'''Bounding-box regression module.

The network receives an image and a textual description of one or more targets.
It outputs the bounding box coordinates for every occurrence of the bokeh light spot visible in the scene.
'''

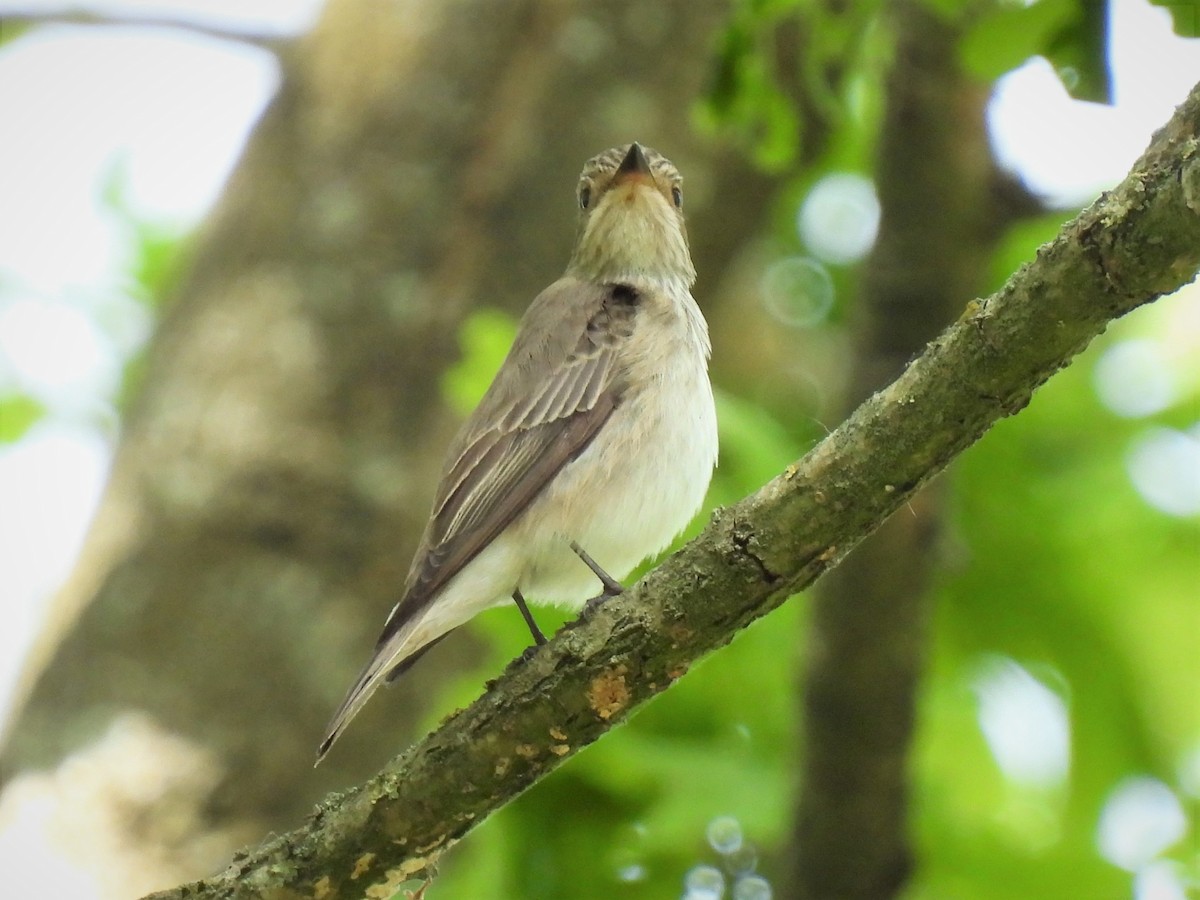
[797,173,879,265]
[1097,776,1187,871]
[1133,860,1189,900]
[972,657,1070,789]
[760,257,834,328]
[706,816,743,856]
[1093,339,1173,418]
[683,863,726,900]
[1126,426,1200,517]
[732,874,772,900]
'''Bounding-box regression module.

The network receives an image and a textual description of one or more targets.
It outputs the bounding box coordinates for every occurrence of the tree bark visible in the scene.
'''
[143,76,1200,899]
[0,0,777,889]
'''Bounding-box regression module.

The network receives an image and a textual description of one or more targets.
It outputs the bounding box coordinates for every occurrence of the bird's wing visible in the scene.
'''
[392,278,639,632]
[317,278,639,760]
[391,278,638,628]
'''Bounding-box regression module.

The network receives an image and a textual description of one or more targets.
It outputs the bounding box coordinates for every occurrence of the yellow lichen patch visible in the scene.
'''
[958,297,985,321]
[394,856,433,878]
[587,664,630,720]
[494,756,512,777]
[365,865,410,899]
[351,852,376,879]
[549,725,567,741]
[550,743,570,756]
[415,834,447,854]
[313,875,332,899]
[515,743,539,759]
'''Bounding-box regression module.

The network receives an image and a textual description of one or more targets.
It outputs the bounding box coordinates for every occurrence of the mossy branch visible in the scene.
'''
[145,80,1200,900]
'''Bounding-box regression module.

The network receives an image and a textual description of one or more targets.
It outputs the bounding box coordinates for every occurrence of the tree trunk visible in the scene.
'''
[790,2,1038,896]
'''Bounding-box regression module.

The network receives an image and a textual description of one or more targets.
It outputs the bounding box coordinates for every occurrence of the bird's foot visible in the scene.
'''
[518,642,543,665]
[569,540,625,596]
[583,583,623,614]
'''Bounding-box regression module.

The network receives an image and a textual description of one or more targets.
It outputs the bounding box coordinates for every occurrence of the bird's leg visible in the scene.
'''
[569,540,625,611]
[512,589,547,646]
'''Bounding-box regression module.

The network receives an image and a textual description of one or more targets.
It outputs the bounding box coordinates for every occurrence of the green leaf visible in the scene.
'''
[960,0,1112,103]
[98,154,187,306]
[442,308,518,416]
[1149,0,1200,37]
[711,388,804,504]
[0,19,34,49]
[128,223,188,306]
[916,0,977,20]
[961,0,1076,81]
[698,17,800,171]
[1043,0,1111,103]
[0,393,45,442]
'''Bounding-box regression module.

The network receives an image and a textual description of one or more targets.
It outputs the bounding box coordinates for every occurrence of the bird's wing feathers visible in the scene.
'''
[398,406,614,617]
[317,279,640,761]
[386,279,638,635]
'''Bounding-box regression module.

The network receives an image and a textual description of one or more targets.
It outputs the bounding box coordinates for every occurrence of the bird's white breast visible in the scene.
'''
[514,289,718,608]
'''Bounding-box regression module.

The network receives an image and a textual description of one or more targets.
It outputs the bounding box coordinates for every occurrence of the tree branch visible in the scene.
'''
[0,8,294,50]
[145,80,1200,899]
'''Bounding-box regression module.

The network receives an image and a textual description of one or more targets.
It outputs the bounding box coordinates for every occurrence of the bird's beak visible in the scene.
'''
[613,142,652,185]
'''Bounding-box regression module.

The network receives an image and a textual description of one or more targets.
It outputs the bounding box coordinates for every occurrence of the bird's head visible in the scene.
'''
[567,142,696,290]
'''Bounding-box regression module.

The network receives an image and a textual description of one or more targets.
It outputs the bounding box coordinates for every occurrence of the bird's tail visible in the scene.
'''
[315,621,425,765]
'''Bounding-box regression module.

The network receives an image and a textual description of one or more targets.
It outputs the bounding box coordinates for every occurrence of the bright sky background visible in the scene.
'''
[0,2,1197,894]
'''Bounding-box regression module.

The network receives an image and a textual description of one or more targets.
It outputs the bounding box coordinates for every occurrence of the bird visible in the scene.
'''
[317,142,718,762]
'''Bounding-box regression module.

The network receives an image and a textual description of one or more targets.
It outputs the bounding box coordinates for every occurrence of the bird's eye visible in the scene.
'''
[671,186,683,208]
[579,185,591,210]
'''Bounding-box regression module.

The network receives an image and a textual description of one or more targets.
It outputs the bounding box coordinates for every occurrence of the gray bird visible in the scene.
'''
[317,143,718,761]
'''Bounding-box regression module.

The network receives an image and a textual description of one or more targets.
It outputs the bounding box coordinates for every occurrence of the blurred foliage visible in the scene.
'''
[701,0,1114,181]
[916,292,1200,898]
[0,393,45,442]
[442,308,519,416]
[701,6,801,172]
[698,0,881,170]
[97,157,189,411]
[99,157,190,308]
[1150,0,1200,38]
[0,19,33,48]
[960,0,1112,103]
